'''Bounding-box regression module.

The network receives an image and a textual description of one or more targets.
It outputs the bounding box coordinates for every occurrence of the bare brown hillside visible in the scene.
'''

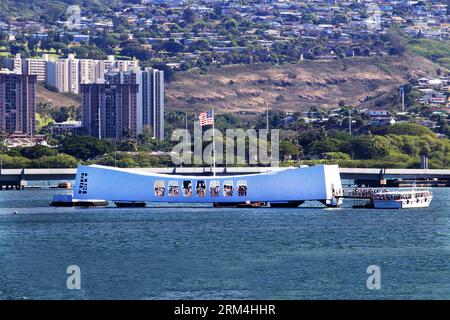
[36,84,80,108]
[166,52,441,113]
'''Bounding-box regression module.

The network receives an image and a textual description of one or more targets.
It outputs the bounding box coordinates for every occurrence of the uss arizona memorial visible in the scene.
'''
[70,164,343,207]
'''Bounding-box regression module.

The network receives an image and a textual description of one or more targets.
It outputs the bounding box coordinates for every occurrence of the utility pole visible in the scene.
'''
[98,106,102,140]
[400,86,405,112]
[183,111,188,168]
[348,107,352,135]
[0,142,3,173]
[212,108,216,177]
[185,111,188,140]
[266,108,269,131]
[114,139,117,167]
[1,132,7,173]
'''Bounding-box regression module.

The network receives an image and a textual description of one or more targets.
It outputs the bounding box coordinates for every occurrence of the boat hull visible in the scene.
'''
[51,194,109,207]
[114,201,147,208]
[373,197,432,209]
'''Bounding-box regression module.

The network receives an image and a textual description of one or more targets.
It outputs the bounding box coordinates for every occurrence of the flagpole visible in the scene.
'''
[184,111,188,168]
[212,108,216,177]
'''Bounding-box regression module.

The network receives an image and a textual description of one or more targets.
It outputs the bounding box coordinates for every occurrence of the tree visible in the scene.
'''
[27,38,39,52]
[301,13,318,24]
[49,42,67,53]
[59,136,111,161]
[362,48,371,56]
[223,18,238,30]
[332,14,348,25]
[138,125,153,145]
[182,8,196,23]
[419,146,431,157]
[190,39,210,51]
[280,140,300,161]
[52,107,70,123]
[31,154,79,168]
[343,136,389,160]
[120,45,152,60]
[384,31,406,56]
[162,38,184,53]
[20,145,57,159]
[9,42,26,55]
[387,123,435,136]
[118,140,139,152]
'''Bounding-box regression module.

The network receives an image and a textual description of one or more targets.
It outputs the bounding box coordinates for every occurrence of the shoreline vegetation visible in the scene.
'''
[1,122,449,170]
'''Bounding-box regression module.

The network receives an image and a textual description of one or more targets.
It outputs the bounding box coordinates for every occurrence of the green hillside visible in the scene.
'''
[408,38,450,70]
[0,0,121,19]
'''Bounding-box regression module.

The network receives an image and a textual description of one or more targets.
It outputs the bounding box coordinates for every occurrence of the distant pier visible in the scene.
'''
[0,167,450,189]
[339,168,450,187]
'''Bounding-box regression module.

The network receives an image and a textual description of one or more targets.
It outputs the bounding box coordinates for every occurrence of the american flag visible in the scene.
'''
[198,110,214,126]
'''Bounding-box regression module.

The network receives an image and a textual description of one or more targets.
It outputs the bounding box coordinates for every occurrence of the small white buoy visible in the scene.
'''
[13,211,18,215]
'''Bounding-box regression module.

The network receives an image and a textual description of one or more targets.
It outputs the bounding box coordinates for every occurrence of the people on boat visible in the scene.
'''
[344,188,389,198]
[371,190,432,201]
[238,185,247,196]
[196,181,206,197]
[210,185,220,197]
[169,185,179,197]
[155,186,165,197]
[223,185,233,197]
[183,181,192,196]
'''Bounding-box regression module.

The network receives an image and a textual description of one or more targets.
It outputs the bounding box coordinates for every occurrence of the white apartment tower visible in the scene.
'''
[5,54,23,75]
[45,54,139,94]
[79,59,97,84]
[6,54,50,82]
[47,54,80,94]
[136,68,165,140]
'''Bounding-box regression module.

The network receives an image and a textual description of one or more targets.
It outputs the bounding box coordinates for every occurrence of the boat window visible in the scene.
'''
[210,180,220,197]
[168,181,179,197]
[183,180,192,197]
[196,181,206,197]
[237,180,247,197]
[223,180,234,197]
[154,181,165,197]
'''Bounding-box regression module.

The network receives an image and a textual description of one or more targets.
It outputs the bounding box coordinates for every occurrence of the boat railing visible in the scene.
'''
[372,190,433,201]
[342,188,389,199]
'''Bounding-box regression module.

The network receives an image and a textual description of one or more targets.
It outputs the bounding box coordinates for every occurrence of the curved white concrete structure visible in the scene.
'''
[73,164,342,206]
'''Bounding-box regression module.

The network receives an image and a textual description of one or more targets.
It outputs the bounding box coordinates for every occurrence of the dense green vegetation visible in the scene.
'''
[0,0,126,20]
[1,118,448,169]
[408,38,450,70]
[0,137,173,169]
[297,128,450,169]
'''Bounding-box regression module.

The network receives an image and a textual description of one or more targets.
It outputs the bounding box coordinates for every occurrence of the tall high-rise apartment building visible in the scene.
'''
[5,54,139,93]
[46,55,139,94]
[79,59,97,84]
[136,68,165,140]
[80,77,139,140]
[0,71,37,136]
[48,54,80,94]
[81,68,165,140]
[5,54,23,74]
[5,54,50,82]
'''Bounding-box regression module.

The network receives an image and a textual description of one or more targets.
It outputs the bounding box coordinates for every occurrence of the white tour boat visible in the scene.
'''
[372,189,433,209]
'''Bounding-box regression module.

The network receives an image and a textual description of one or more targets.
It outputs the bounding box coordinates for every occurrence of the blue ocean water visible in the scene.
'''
[0,188,449,300]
